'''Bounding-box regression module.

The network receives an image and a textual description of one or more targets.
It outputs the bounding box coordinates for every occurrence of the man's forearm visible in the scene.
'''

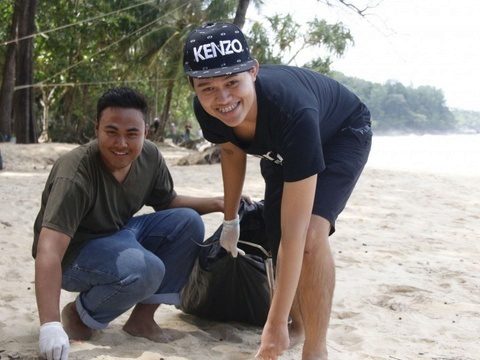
[35,228,71,324]
[35,255,64,324]
[168,194,224,215]
[220,144,246,220]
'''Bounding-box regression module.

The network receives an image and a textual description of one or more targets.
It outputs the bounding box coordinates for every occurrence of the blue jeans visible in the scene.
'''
[61,208,203,329]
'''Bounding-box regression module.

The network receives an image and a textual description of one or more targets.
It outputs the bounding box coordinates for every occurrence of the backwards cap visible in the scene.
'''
[183,22,256,78]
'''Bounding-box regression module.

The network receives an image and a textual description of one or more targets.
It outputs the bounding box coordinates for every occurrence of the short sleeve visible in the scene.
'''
[41,177,92,238]
[281,108,325,182]
[146,150,177,210]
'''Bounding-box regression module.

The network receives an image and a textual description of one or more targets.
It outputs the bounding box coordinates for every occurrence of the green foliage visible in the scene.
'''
[451,109,480,133]
[0,0,361,143]
[248,21,283,64]
[303,20,352,74]
[0,0,14,82]
[204,0,237,20]
[247,14,353,70]
[4,0,474,142]
[332,72,457,133]
[307,19,353,55]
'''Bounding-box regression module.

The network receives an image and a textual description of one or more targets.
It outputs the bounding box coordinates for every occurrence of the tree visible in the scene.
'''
[332,72,456,133]
[0,1,18,141]
[247,14,353,74]
[234,0,251,28]
[3,0,383,143]
[13,0,38,143]
[34,0,153,143]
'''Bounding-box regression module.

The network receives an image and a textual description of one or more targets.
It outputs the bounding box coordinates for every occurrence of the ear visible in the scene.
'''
[249,60,260,80]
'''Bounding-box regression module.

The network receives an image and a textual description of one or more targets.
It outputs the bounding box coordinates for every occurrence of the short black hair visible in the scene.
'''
[96,87,148,122]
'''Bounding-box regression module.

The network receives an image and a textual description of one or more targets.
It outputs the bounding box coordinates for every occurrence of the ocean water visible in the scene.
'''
[366,134,480,177]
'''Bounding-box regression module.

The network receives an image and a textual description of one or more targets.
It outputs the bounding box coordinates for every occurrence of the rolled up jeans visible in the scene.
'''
[61,208,203,329]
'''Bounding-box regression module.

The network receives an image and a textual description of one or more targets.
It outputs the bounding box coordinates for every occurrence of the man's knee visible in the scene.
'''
[119,250,165,297]
[304,216,332,257]
[173,208,205,240]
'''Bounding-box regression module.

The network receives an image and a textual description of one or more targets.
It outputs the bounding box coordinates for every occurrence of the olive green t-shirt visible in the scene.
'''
[32,140,176,268]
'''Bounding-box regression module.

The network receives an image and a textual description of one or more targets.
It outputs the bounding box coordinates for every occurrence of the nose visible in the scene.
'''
[115,135,128,147]
[216,88,231,103]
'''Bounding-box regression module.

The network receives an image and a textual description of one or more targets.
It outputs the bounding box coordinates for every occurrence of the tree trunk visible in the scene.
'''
[233,0,250,28]
[157,79,175,140]
[0,2,20,141]
[38,87,56,143]
[14,0,38,144]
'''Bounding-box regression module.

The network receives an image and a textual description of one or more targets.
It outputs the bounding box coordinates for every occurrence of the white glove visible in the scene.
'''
[220,216,245,258]
[39,321,69,360]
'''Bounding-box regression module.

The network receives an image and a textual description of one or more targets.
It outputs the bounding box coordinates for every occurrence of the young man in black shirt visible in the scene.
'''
[183,22,372,360]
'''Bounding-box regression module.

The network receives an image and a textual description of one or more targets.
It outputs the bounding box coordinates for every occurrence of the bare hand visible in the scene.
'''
[211,194,252,213]
[240,194,253,205]
[255,321,289,360]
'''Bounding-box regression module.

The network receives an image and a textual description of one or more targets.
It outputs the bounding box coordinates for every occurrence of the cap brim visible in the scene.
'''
[185,59,257,78]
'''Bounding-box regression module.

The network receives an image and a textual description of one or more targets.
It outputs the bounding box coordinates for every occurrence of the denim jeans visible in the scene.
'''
[61,208,203,329]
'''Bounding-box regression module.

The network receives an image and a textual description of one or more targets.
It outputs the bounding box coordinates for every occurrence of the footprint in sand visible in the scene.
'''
[329,324,364,350]
[383,284,429,294]
[370,294,405,311]
[208,324,244,344]
[333,311,361,320]
[211,345,253,359]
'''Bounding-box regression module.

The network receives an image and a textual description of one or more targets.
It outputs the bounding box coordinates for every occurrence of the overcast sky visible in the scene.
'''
[248,0,480,111]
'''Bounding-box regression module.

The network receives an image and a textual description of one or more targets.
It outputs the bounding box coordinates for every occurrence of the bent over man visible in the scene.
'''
[183,23,372,360]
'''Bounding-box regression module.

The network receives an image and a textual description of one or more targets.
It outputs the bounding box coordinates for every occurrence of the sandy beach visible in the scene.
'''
[0,135,479,360]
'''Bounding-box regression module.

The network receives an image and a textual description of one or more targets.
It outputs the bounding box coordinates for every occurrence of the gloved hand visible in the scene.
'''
[39,321,69,360]
[220,216,245,258]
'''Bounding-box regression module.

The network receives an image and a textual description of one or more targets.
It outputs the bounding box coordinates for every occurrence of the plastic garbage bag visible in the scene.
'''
[180,200,273,326]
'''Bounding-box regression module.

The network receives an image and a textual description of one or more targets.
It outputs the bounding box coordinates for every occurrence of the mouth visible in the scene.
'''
[217,102,240,114]
[112,150,128,156]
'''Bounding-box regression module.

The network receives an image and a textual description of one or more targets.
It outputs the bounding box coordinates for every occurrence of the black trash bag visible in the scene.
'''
[180,200,272,326]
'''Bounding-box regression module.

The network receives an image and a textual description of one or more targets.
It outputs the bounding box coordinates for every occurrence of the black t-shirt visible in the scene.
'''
[194,65,364,182]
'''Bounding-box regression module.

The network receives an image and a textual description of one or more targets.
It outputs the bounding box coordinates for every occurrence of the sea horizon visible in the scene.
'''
[366,133,480,177]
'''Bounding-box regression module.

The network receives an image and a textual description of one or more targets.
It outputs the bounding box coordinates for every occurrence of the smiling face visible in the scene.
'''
[192,63,259,128]
[96,107,147,179]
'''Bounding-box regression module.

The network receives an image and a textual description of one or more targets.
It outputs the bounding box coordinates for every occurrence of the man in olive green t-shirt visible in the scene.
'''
[33,87,224,360]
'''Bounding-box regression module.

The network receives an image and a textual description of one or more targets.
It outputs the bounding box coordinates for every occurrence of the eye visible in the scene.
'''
[226,79,238,87]
[202,87,214,93]
[127,133,139,139]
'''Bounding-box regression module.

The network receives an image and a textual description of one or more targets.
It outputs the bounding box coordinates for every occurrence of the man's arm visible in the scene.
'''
[257,174,317,358]
[167,194,224,215]
[166,142,247,217]
[219,142,247,220]
[35,227,70,324]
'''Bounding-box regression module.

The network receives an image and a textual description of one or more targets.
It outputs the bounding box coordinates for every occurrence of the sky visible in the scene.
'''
[247,0,480,112]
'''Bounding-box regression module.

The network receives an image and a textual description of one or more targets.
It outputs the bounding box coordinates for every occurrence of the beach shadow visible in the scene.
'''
[66,312,261,360]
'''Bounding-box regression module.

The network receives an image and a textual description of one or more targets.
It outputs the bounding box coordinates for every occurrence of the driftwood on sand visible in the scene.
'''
[177,144,221,165]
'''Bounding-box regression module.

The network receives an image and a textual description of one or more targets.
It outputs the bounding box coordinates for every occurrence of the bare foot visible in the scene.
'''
[301,340,328,360]
[302,348,328,360]
[61,302,93,340]
[123,317,185,343]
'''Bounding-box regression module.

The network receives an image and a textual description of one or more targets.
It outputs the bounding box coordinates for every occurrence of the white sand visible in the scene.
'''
[0,135,479,359]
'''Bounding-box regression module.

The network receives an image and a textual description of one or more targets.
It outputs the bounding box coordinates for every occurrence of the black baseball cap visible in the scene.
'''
[183,22,256,78]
